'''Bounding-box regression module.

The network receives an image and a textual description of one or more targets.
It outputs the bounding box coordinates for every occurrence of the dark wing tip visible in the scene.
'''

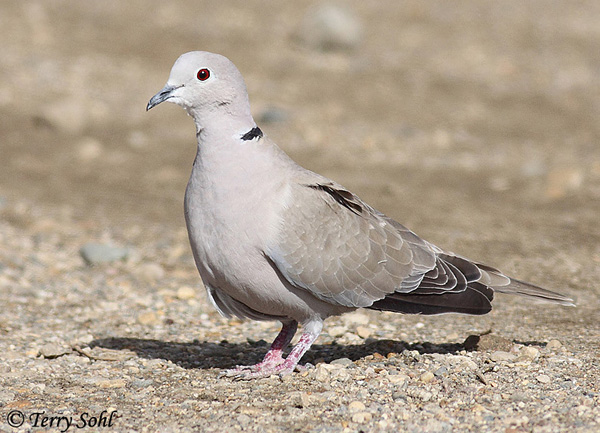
[368,283,494,316]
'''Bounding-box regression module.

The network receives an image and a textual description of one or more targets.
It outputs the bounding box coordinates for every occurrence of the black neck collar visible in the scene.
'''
[241,126,263,141]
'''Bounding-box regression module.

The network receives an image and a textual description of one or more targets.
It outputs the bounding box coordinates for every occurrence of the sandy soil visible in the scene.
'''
[0,1,599,432]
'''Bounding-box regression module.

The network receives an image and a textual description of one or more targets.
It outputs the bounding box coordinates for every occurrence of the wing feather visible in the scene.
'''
[266,182,437,308]
[265,179,574,313]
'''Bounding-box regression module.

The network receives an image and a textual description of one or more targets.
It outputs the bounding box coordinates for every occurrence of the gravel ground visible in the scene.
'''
[1,1,600,432]
[0,199,598,432]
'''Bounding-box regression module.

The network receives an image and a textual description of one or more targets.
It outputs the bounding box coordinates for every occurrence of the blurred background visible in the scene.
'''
[1,0,599,294]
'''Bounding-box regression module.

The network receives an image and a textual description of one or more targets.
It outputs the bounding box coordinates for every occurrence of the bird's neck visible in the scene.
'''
[190,114,294,188]
[190,110,268,175]
[191,107,257,143]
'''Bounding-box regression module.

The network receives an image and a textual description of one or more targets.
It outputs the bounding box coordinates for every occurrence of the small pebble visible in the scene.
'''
[356,326,372,339]
[546,339,562,351]
[536,374,551,384]
[517,346,540,362]
[314,364,330,382]
[39,343,70,359]
[98,379,127,389]
[464,333,513,352]
[388,373,408,385]
[407,387,433,402]
[420,371,435,383]
[132,379,154,388]
[137,311,159,325]
[448,355,478,370]
[25,348,39,358]
[80,243,129,265]
[348,401,366,412]
[490,351,517,362]
[351,412,372,424]
[328,326,346,337]
[434,366,448,377]
[330,357,354,367]
[177,286,196,300]
[293,392,312,407]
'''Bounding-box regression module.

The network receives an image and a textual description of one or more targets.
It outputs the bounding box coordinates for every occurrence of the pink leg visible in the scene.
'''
[222,321,297,377]
[272,328,320,374]
[258,320,298,367]
[223,319,323,379]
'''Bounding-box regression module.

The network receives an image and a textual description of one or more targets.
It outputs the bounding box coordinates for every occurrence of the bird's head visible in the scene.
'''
[147,51,252,125]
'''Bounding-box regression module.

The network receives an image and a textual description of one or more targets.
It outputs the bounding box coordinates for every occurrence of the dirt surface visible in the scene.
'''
[1,1,599,432]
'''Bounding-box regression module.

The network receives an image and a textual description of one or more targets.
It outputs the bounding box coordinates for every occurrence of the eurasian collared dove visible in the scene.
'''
[147,51,574,379]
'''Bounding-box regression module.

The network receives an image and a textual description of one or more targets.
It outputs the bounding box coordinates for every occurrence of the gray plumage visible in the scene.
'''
[147,51,574,378]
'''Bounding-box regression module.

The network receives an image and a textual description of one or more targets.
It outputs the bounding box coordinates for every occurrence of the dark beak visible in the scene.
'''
[146,84,181,111]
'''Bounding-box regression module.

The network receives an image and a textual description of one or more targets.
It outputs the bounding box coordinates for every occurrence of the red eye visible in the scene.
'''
[197,68,210,81]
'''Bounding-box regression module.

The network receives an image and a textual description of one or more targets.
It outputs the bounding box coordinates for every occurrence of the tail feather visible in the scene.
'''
[494,277,575,306]
[474,262,511,286]
[368,250,575,315]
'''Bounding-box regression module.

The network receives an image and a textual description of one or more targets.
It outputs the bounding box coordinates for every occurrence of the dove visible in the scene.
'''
[147,51,574,379]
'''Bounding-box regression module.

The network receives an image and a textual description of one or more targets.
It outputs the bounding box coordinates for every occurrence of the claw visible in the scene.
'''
[220,361,299,380]
[219,365,253,378]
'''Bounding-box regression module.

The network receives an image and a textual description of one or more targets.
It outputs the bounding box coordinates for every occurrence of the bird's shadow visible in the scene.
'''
[89,336,466,370]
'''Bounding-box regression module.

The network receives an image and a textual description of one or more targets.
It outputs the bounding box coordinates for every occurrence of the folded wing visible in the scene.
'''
[266,181,573,316]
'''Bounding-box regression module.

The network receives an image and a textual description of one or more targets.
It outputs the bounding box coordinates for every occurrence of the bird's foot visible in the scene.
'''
[221,359,301,380]
[219,353,285,378]
[220,323,320,380]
